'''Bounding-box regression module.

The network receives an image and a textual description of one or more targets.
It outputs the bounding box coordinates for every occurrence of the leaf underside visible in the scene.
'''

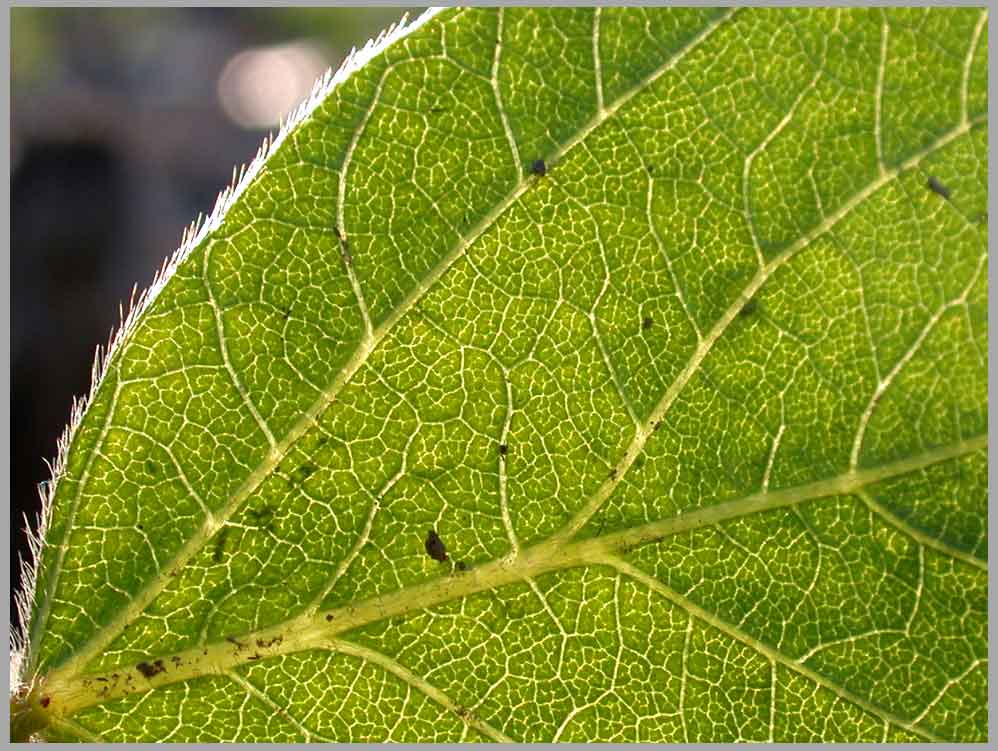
[16,7,987,743]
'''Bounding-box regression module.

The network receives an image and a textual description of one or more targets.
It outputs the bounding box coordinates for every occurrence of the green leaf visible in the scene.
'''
[12,7,987,742]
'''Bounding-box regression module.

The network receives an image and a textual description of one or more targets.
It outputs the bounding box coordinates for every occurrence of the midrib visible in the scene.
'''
[30,9,986,738]
[39,433,986,720]
[39,7,739,684]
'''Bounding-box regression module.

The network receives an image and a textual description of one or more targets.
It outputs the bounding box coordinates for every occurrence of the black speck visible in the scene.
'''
[326,614,334,622]
[40,696,50,708]
[646,165,655,175]
[226,636,247,650]
[653,421,662,432]
[145,459,158,475]
[530,158,547,176]
[608,468,617,480]
[247,653,262,661]
[739,299,757,317]
[212,527,230,563]
[136,660,165,679]
[456,561,468,572]
[332,225,342,240]
[498,443,508,456]
[642,316,653,330]
[425,529,448,562]
[430,106,446,114]
[927,176,951,200]
[248,506,274,528]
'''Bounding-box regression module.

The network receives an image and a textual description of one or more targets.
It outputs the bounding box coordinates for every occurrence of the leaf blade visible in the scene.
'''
[16,7,987,742]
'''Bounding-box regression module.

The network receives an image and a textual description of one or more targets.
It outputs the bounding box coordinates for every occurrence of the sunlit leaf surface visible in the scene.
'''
[14,7,987,742]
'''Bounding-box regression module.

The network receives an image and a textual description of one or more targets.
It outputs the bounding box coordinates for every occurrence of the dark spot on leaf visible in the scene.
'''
[456,560,468,572]
[137,524,143,530]
[425,529,448,562]
[653,421,662,432]
[170,656,182,665]
[332,225,342,240]
[642,316,653,330]
[927,176,951,200]
[40,696,50,708]
[95,676,107,682]
[608,468,617,480]
[530,158,547,176]
[293,465,315,484]
[247,653,262,661]
[326,614,334,622]
[226,636,247,650]
[247,506,275,531]
[257,636,283,648]
[136,660,165,679]
[739,299,757,317]
[498,443,508,456]
[430,106,446,114]
[212,527,230,563]
[646,164,654,175]
[145,459,158,475]
[634,456,646,470]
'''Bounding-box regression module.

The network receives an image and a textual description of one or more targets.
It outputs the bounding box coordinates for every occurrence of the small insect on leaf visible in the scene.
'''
[212,527,230,563]
[642,316,653,330]
[927,176,951,200]
[530,158,547,176]
[498,443,508,456]
[425,529,448,562]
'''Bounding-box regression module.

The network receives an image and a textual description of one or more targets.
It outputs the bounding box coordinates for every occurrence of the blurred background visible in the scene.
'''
[11,7,424,630]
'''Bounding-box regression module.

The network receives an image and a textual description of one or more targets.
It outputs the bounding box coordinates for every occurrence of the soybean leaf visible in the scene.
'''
[11,7,988,743]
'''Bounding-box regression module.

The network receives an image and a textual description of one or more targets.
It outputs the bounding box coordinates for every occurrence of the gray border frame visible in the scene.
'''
[4,2,993,748]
